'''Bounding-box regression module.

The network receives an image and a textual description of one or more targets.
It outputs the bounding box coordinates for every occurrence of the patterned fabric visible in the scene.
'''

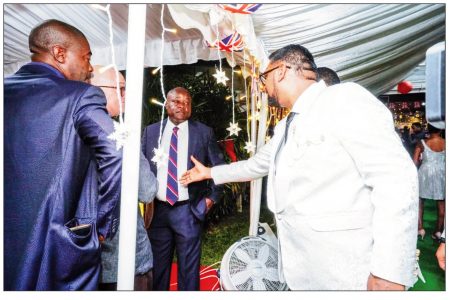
[205,31,244,53]
[218,4,262,14]
[166,127,179,205]
[418,139,445,200]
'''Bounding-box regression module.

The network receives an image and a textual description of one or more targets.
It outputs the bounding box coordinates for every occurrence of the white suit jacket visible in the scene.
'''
[212,81,419,290]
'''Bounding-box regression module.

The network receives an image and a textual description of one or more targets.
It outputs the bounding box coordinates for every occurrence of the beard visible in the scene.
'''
[268,95,281,107]
[267,79,282,107]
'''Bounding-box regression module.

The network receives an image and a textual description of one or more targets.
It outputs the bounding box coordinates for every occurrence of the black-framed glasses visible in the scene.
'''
[259,65,291,86]
[97,85,126,96]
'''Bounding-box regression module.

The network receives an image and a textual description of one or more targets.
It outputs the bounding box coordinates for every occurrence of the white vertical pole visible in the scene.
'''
[248,92,268,236]
[249,84,259,236]
[117,4,147,290]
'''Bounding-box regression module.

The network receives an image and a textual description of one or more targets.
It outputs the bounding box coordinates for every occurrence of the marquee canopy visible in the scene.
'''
[3,3,445,95]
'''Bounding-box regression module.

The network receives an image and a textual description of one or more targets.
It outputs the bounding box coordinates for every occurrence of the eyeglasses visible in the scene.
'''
[97,85,126,96]
[259,65,291,86]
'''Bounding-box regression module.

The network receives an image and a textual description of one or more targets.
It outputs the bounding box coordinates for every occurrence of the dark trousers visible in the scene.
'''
[98,269,153,291]
[149,200,202,291]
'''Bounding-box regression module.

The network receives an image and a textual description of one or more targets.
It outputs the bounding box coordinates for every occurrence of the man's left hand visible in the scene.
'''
[205,198,214,213]
[367,274,405,290]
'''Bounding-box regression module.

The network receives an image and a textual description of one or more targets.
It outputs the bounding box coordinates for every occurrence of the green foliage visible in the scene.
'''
[141,64,251,225]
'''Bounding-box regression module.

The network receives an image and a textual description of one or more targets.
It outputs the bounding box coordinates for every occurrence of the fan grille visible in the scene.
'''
[227,238,286,290]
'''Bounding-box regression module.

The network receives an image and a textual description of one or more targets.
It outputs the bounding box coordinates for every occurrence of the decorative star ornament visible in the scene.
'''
[107,121,129,150]
[244,141,256,154]
[151,147,168,168]
[213,68,229,86]
[227,122,242,136]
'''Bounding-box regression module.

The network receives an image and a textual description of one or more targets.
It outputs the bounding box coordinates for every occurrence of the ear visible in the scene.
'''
[276,64,289,82]
[50,45,66,64]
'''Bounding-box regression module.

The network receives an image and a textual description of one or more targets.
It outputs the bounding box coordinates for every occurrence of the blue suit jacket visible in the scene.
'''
[141,119,225,221]
[4,63,122,290]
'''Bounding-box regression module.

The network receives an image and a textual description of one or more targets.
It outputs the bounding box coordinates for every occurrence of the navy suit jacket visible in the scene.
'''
[4,63,122,290]
[142,119,225,221]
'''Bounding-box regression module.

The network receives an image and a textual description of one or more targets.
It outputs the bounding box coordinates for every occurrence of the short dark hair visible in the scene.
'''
[317,67,340,86]
[268,44,318,81]
[29,19,87,54]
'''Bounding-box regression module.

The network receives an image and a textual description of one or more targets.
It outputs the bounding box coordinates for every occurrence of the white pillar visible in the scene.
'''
[116,4,147,290]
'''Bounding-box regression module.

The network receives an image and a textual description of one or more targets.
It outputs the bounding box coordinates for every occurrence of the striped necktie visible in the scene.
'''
[166,126,179,205]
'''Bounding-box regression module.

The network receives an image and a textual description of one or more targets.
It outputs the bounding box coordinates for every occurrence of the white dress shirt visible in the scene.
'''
[211,80,418,289]
[156,119,189,202]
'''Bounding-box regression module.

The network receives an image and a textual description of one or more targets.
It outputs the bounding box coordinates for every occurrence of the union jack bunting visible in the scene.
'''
[218,4,262,14]
[206,31,244,52]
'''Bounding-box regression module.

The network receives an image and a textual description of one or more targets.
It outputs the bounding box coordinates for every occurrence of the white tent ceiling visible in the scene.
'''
[3,3,445,96]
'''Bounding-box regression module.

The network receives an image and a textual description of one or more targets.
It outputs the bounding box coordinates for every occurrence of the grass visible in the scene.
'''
[201,204,275,267]
[410,199,446,291]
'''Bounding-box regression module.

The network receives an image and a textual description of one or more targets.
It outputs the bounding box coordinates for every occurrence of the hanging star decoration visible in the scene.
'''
[244,141,256,154]
[107,121,129,150]
[227,122,242,136]
[151,147,168,168]
[213,68,229,86]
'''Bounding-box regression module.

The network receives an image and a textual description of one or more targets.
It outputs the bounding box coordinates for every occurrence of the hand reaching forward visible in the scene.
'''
[179,155,212,186]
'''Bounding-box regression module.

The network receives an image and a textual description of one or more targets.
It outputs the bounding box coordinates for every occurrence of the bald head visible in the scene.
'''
[28,19,93,82]
[29,19,86,56]
[89,65,126,117]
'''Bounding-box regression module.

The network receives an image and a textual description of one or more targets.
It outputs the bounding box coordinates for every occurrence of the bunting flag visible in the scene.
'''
[206,31,244,52]
[219,4,262,14]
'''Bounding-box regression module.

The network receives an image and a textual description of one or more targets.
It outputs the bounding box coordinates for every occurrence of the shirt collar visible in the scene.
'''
[290,80,327,114]
[167,118,188,131]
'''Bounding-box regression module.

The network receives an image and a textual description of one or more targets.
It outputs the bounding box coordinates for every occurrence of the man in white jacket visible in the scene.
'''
[180,44,419,290]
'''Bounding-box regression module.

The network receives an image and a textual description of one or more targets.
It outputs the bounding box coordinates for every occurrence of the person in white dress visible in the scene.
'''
[413,124,445,241]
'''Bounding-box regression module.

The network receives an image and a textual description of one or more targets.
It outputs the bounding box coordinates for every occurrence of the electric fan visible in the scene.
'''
[219,234,288,290]
[219,180,288,291]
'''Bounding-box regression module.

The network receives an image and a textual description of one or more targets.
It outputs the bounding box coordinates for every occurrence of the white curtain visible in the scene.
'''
[3,3,445,95]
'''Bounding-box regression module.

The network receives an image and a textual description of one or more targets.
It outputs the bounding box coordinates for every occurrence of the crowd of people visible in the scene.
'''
[4,19,445,291]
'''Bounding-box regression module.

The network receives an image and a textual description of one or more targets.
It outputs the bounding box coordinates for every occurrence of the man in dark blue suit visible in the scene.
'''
[141,87,225,290]
[4,19,122,290]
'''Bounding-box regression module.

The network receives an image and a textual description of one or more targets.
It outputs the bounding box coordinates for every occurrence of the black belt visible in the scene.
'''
[156,199,189,207]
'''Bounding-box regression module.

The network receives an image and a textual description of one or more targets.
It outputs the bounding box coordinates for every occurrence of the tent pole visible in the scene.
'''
[117,4,147,290]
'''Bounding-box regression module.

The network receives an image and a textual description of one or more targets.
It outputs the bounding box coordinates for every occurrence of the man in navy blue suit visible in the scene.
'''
[4,19,122,290]
[141,87,225,290]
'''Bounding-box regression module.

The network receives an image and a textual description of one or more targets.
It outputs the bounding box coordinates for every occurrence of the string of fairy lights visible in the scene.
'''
[93,3,276,159]
[92,4,128,151]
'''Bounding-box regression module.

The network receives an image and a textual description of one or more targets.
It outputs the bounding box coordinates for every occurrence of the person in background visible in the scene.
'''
[413,124,445,241]
[4,19,122,290]
[317,66,340,86]
[90,66,158,290]
[181,44,418,290]
[141,87,225,291]
[410,122,427,154]
[435,229,445,270]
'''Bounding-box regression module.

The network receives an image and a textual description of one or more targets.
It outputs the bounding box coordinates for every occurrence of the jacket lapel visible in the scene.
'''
[187,120,197,170]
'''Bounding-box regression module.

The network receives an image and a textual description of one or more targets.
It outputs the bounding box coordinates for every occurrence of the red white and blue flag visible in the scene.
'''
[206,31,244,52]
[219,4,262,14]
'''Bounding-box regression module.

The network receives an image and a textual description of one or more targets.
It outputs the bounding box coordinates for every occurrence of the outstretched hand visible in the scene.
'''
[179,155,212,186]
